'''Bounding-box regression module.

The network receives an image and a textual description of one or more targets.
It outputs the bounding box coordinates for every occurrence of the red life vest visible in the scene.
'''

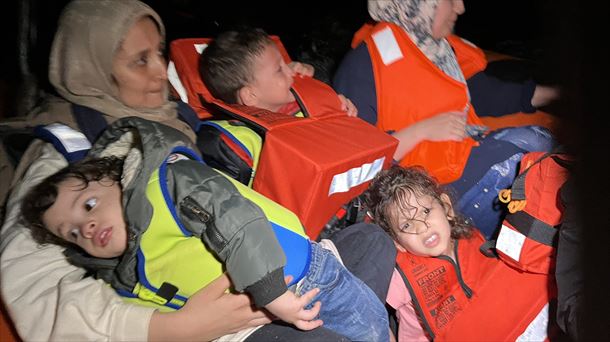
[168,38,398,239]
[396,230,555,341]
[361,22,483,183]
[495,152,571,274]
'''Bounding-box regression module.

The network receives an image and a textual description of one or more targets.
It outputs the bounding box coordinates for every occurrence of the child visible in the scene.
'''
[20,117,389,341]
[199,27,356,117]
[364,165,553,341]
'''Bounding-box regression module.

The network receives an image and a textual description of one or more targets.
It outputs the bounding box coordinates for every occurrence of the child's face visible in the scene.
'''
[390,193,454,258]
[246,42,296,112]
[42,177,128,258]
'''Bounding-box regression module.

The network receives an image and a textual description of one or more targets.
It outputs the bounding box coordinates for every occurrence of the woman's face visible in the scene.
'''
[431,0,465,39]
[112,17,167,109]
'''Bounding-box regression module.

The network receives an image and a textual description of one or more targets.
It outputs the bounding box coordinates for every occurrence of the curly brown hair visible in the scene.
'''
[20,156,124,247]
[363,165,472,240]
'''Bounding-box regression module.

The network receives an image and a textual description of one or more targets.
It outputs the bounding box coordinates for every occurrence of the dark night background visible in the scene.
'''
[1,0,609,339]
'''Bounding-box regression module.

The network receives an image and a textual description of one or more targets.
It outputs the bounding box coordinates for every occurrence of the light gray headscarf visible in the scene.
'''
[46,0,194,141]
[368,0,465,83]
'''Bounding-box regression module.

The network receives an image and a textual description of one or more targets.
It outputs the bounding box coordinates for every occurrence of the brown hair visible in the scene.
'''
[21,156,124,246]
[363,165,472,240]
[199,27,274,104]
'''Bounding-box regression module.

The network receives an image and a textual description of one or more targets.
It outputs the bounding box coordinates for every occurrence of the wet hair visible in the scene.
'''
[363,165,472,240]
[199,27,274,104]
[20,156,124,246]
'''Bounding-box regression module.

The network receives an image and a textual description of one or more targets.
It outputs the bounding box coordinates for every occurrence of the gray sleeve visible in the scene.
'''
[169,161,287,305]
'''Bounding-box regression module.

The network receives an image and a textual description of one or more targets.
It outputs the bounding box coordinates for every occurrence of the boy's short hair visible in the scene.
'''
[199,27,274,104]
[20,156,124,247]
[364,165,472,239]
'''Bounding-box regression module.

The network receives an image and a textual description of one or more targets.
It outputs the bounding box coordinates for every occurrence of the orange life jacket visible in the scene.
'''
[168,38,398,239]
[352,23,486,80]
[396,230,555,341]
[353,22,558,136]
[362,22,483,183]
[495,152,571,274]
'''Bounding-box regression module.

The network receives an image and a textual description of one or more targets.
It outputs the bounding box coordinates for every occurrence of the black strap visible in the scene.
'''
[71,103,108,143]
[176,100,201,132]
[479,239,499,258]
[505,210,558,247]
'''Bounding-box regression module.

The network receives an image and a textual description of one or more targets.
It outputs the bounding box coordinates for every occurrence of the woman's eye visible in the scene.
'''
[85,198,97,211]
[69,228,80,240]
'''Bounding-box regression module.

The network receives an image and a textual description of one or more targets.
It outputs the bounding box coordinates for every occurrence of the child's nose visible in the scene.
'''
[80,221,96,239]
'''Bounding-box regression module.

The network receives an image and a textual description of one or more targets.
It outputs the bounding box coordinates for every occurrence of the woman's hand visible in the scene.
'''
[149,273,272,341]
[392,111,467,161]
[417,111,468,142]
[338,94,358,117]
[288,61,315,77]
[531,85,560,108]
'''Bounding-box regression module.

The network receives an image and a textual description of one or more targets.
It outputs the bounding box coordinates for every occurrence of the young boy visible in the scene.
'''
[20,117,389,341]
[364,165,553,341]
[199,27,356,117]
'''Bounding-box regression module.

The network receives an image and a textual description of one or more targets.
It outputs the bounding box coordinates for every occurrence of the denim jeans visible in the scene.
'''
[296,242,389,342]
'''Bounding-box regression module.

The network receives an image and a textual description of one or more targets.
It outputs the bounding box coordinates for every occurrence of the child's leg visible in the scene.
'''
[297,242,390,342]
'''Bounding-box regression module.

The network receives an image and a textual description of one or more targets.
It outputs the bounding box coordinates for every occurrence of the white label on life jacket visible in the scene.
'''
[167,60,188,103]
[495,224,526,262]
[372,27,404,66]
[328,157,385,196]
[516,302,549,342]
[43,123,91,153]
[194,43,208,54]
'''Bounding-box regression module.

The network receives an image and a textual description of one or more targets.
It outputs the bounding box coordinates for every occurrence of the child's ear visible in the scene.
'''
[237,86,257,106]
[440,193,455,218]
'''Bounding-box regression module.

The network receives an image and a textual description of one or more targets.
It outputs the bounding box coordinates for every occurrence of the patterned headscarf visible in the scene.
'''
[368,0,465,83]
[47,0,194,140]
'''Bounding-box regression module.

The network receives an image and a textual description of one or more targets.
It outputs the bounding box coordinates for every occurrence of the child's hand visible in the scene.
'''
[265,288,323,331]
[288,61,315,77]
[338,94,358,117]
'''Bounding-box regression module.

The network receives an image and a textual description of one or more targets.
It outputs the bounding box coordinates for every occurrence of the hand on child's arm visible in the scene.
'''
[265,288,323,331]
[149,273,272,341]
[338,94,358,117]
[288,61,315,77]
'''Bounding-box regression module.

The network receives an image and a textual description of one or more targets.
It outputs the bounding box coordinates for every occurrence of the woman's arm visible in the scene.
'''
[1,142,155,341]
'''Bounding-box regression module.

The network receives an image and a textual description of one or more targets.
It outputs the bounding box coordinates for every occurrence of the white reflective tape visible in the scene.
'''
[328,157,385,196]
[372,27,404,66]
[495,224,526,262]
[516,303,549,342]
[44,123,91,153]
[167,61,188,103]
[194,43,208,54]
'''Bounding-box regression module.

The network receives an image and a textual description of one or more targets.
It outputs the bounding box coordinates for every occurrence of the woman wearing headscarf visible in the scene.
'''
[0,1,395,340]
[333,0,556,236]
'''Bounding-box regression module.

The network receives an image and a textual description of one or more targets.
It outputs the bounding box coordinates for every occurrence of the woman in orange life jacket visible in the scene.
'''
[333,0,557,238]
